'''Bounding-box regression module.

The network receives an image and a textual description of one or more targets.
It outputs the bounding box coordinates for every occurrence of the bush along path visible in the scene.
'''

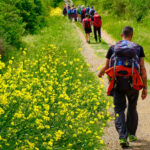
[68,1,150,150]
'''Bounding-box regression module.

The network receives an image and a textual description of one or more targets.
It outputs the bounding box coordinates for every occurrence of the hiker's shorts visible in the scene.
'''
[85,28,92,34]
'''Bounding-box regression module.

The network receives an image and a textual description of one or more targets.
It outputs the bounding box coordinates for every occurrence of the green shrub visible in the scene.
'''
[0,0,52,52]
[126,0,150,22]
[51,0,64,7]
[0,1,24,47]
[15,0,40,33]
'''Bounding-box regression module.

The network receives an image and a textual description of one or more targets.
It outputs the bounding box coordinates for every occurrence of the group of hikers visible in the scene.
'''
[63,5,102,43]
[63,3,147,149]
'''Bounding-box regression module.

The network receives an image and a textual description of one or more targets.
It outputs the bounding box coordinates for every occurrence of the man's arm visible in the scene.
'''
[98,59,110,77]
[139,57,147,100]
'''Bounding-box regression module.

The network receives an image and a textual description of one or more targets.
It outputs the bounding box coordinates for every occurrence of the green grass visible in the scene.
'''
[95,14,150,63]
[147,80,150,94]
[0,15,111,149]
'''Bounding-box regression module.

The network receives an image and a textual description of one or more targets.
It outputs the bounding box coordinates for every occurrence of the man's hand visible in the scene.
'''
[98,71,104,78]
[139,57,147,100]
[98,59,110,78]
[141,88,147,100]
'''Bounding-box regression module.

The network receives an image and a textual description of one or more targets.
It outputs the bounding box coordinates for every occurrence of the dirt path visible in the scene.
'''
[65,0,150,149]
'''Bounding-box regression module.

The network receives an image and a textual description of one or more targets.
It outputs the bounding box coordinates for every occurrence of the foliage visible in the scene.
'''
[50,0,64,7]
[0,15,111,149]
[0,1,24,47]
[15,0,44,33]
[75,0,150,22]
[0,0,54,55]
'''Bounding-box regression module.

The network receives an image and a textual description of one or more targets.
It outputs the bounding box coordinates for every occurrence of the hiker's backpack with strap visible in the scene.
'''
[77,8,81,14]
[63,8,67,14]
[108,40,141,91]
[84,19,91,28]
[109,40,140,69]
[74,9,77,14]
[94,15,102,27]
[68,9,72,14]
[90,9,95,16]
[86,7,90,14]
[81,9,86,17]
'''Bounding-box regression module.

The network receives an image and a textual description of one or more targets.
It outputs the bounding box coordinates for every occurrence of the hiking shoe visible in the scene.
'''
[120,138,129,148]
[99,38,101,43]
[129,135,137,142]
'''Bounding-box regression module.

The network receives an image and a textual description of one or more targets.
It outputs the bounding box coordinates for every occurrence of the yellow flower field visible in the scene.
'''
[0,14,112,149]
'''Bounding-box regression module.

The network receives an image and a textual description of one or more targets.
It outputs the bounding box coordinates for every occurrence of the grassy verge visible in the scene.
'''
[0,12,111,149]
[147,80,150,94]
[101,15,150,62]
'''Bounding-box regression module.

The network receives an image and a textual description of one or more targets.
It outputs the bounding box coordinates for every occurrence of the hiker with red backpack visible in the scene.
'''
[83,14,92,43]
[98,26,147,148]
[93,12,102,43]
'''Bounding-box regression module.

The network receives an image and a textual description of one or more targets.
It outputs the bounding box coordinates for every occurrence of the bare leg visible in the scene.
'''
[88,33,90,43]
[85,34,88,42]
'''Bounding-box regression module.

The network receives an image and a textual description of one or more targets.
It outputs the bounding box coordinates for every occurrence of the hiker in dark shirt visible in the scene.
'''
[98,26,147,148]
[63,5,67,16]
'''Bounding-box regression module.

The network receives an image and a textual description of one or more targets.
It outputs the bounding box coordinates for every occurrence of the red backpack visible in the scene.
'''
[81,9,86,18]
[94,15,102,27]
[83,19,91,28]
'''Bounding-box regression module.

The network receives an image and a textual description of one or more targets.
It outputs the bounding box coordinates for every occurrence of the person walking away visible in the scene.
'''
[89,6,95,22]
[98,26,147,148]
[63,5,67,16]
[73,7,78,22]
[81,6,86,22]
[68,6,72,22]
[77,5,81,22]
[83,14,92,43]
[86,5,90,15]
[93,12,102,42]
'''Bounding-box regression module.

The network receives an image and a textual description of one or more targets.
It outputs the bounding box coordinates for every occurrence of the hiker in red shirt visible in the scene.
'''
[93,12,102,42]
[83,14,92,43]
